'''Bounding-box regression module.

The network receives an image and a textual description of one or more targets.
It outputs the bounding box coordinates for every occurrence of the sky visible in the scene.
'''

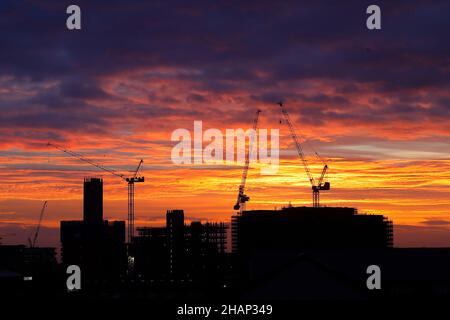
[0,0,450,248]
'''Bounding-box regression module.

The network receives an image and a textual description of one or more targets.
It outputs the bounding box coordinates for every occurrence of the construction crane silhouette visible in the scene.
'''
[233,109,261,214]
[277,102,330,207]
[48,142,144,243]
[28,201,48,248]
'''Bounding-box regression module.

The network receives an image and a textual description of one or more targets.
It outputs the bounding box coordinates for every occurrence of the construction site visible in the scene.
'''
[1,102,450,300]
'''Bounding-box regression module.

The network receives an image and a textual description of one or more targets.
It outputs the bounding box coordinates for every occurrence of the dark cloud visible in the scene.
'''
[421,219,450,226]
[1,0,449,85]
[0,0,449,142]
[0,223,60,249]
[395,224,450,247]
[59,76,110,100]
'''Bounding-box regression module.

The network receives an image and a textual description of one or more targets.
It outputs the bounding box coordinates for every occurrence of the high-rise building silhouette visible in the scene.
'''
[60,178,126,288]
[83,177,103,224]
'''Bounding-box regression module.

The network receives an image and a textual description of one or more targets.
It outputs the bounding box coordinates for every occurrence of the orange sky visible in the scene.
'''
[1,122,450,248]
[1,1,450,248]
[1,77,450,247]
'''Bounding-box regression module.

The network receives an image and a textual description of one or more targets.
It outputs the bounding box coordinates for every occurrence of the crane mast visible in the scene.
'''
[277,102,330,207]
[126,159,144,243]
[233,109,261,214]
[48,142,144,243]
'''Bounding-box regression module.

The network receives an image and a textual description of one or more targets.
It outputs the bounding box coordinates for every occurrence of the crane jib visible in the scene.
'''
[47,142,144,243]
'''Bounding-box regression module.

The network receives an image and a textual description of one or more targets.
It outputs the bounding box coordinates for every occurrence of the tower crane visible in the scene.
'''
[47,142,144,243]
[28,201,48,248]
[233,109,261,214]
[277,102,330,207]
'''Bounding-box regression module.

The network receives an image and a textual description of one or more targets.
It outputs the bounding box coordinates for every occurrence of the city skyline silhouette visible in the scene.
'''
[1,0,450,307]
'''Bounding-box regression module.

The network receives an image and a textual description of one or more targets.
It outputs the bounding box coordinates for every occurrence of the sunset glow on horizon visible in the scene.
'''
[1,1,449,248]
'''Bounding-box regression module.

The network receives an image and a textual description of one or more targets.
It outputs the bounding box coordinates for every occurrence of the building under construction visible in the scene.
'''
[232,206,393,255]
[133,209,227,284]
